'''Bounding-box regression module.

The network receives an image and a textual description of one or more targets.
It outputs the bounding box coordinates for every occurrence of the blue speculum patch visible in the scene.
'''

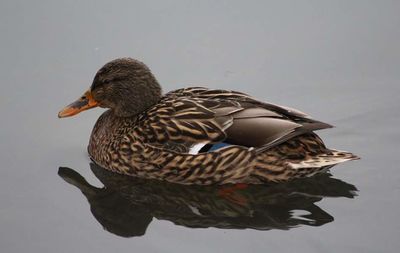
[203,142,231,152]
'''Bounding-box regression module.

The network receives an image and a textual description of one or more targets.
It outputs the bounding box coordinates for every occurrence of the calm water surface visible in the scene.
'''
[1,1,399,252]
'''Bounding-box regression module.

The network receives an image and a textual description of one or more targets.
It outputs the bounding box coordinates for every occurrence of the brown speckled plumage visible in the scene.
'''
[60,58,358,185]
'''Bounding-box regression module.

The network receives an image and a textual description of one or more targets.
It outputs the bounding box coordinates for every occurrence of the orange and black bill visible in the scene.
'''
[58,90,98,118]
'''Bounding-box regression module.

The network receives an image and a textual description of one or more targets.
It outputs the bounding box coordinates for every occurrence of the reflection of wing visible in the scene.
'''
[58,164,357,237]
[137,87,332,153]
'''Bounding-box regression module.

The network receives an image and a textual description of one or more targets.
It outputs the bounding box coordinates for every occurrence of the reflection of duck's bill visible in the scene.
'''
[58,167,100,195]
[288,150,359,170]
[58,167,84,183]
[58,90,98,118]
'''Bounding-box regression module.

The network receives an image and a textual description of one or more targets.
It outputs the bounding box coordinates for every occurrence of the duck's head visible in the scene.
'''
[58,58,162,118]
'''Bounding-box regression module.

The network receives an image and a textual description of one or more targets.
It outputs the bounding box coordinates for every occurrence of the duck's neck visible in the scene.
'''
[113,78,162,118]
[88,110,138,165]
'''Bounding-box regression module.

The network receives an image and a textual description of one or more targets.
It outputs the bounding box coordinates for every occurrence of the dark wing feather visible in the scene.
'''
[142,87,332,153]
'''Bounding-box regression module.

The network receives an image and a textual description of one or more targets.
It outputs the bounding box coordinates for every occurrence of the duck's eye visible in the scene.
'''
[96,89,104,95]
[102,79,111,85]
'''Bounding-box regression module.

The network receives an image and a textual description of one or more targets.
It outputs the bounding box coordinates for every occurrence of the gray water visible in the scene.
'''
[1,1,399,252]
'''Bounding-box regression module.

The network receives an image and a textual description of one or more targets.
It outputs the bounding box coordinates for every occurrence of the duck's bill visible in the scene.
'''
[58,90,98,118]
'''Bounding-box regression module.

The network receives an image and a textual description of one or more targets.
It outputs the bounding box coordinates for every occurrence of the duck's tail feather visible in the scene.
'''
[249,149,359,183]
[288,150,359,170]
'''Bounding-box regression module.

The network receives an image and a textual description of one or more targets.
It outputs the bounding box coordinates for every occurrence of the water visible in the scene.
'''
[1,1,399,252]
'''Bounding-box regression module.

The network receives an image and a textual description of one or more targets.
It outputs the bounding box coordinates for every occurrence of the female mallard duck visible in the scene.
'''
[58,58,358,185]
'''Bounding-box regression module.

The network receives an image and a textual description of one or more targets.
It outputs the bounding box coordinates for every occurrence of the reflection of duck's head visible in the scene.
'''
[58,58,162,118]
[59,167,152,237]
[58,163,357,237]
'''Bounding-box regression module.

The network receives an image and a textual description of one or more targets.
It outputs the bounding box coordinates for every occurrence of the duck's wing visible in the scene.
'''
[140,87,332,154]
[137,96,230,153]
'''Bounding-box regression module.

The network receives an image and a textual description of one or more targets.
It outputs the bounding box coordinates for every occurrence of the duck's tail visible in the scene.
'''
[250,149,359,183]
[287,149,359,170]
[249,133,359,183]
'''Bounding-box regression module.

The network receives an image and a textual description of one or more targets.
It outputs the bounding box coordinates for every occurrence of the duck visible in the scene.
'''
[58,58,358,185]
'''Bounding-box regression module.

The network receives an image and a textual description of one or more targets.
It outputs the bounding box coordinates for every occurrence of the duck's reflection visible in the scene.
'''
[58,163,357,237]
